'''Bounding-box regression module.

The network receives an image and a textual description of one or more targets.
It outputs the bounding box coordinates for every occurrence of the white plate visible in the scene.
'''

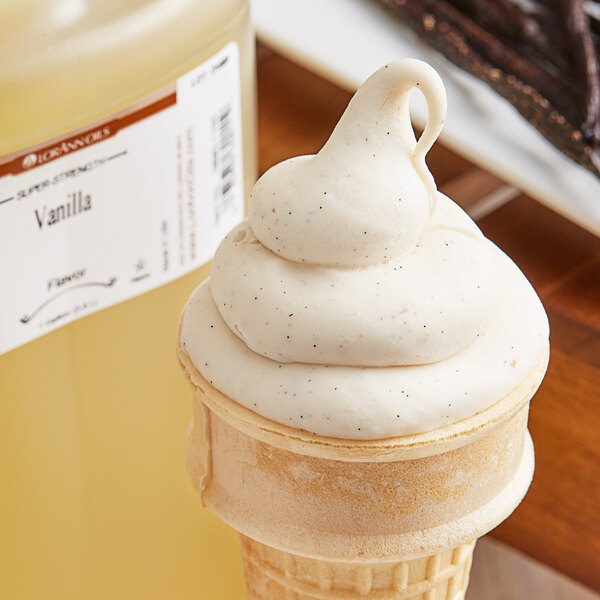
[253,0,600,236]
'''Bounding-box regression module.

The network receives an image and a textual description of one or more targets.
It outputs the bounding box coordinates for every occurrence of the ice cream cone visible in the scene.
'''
[176,58,550,599]
[177,333,547,598]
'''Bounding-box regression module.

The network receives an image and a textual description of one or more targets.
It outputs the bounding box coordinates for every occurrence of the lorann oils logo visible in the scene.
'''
[22,126,111,169]
[22,153,37,168]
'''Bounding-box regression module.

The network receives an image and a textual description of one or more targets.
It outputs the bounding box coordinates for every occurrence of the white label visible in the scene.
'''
[0,43,244,355]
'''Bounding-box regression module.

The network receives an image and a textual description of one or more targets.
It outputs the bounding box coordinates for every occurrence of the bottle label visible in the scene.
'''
[0,42,244,355]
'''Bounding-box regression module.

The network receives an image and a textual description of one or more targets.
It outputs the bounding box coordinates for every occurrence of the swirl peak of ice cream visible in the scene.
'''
[211,59,496,367]
[250,60,446,268]
[181,59,549,439]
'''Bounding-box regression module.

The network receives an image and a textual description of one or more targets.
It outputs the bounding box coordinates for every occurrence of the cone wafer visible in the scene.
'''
[240,535,474,600]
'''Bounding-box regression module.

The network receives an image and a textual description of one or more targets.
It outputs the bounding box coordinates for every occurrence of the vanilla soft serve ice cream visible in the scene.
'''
[180,59,549,439]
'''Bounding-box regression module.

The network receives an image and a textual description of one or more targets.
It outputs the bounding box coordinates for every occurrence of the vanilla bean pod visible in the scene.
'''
[419,0,569,115]
[560,0,600,142]
[379,0,600,177]
[470,0,570,75]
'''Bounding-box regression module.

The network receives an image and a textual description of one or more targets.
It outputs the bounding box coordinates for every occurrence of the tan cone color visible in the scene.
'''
[177,317,548,599]
[240,535,474,600]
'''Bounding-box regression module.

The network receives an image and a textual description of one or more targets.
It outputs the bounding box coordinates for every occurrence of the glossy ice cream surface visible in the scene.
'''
[181,59,549,439]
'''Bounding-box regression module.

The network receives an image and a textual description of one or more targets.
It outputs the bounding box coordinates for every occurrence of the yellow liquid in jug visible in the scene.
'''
[0,1,256,598]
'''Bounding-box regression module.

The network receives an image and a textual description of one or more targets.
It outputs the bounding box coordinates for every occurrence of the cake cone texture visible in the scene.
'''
[177,58,550,598]
[178,333,547,598]
[178,336,547,600]
[240,535,474,600]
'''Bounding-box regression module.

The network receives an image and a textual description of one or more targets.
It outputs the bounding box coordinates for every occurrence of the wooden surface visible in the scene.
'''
[256,45,600,592]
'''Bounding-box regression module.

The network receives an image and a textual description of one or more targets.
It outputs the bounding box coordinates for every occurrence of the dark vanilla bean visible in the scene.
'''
[379,0,600,178]
[560,0,600,143]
